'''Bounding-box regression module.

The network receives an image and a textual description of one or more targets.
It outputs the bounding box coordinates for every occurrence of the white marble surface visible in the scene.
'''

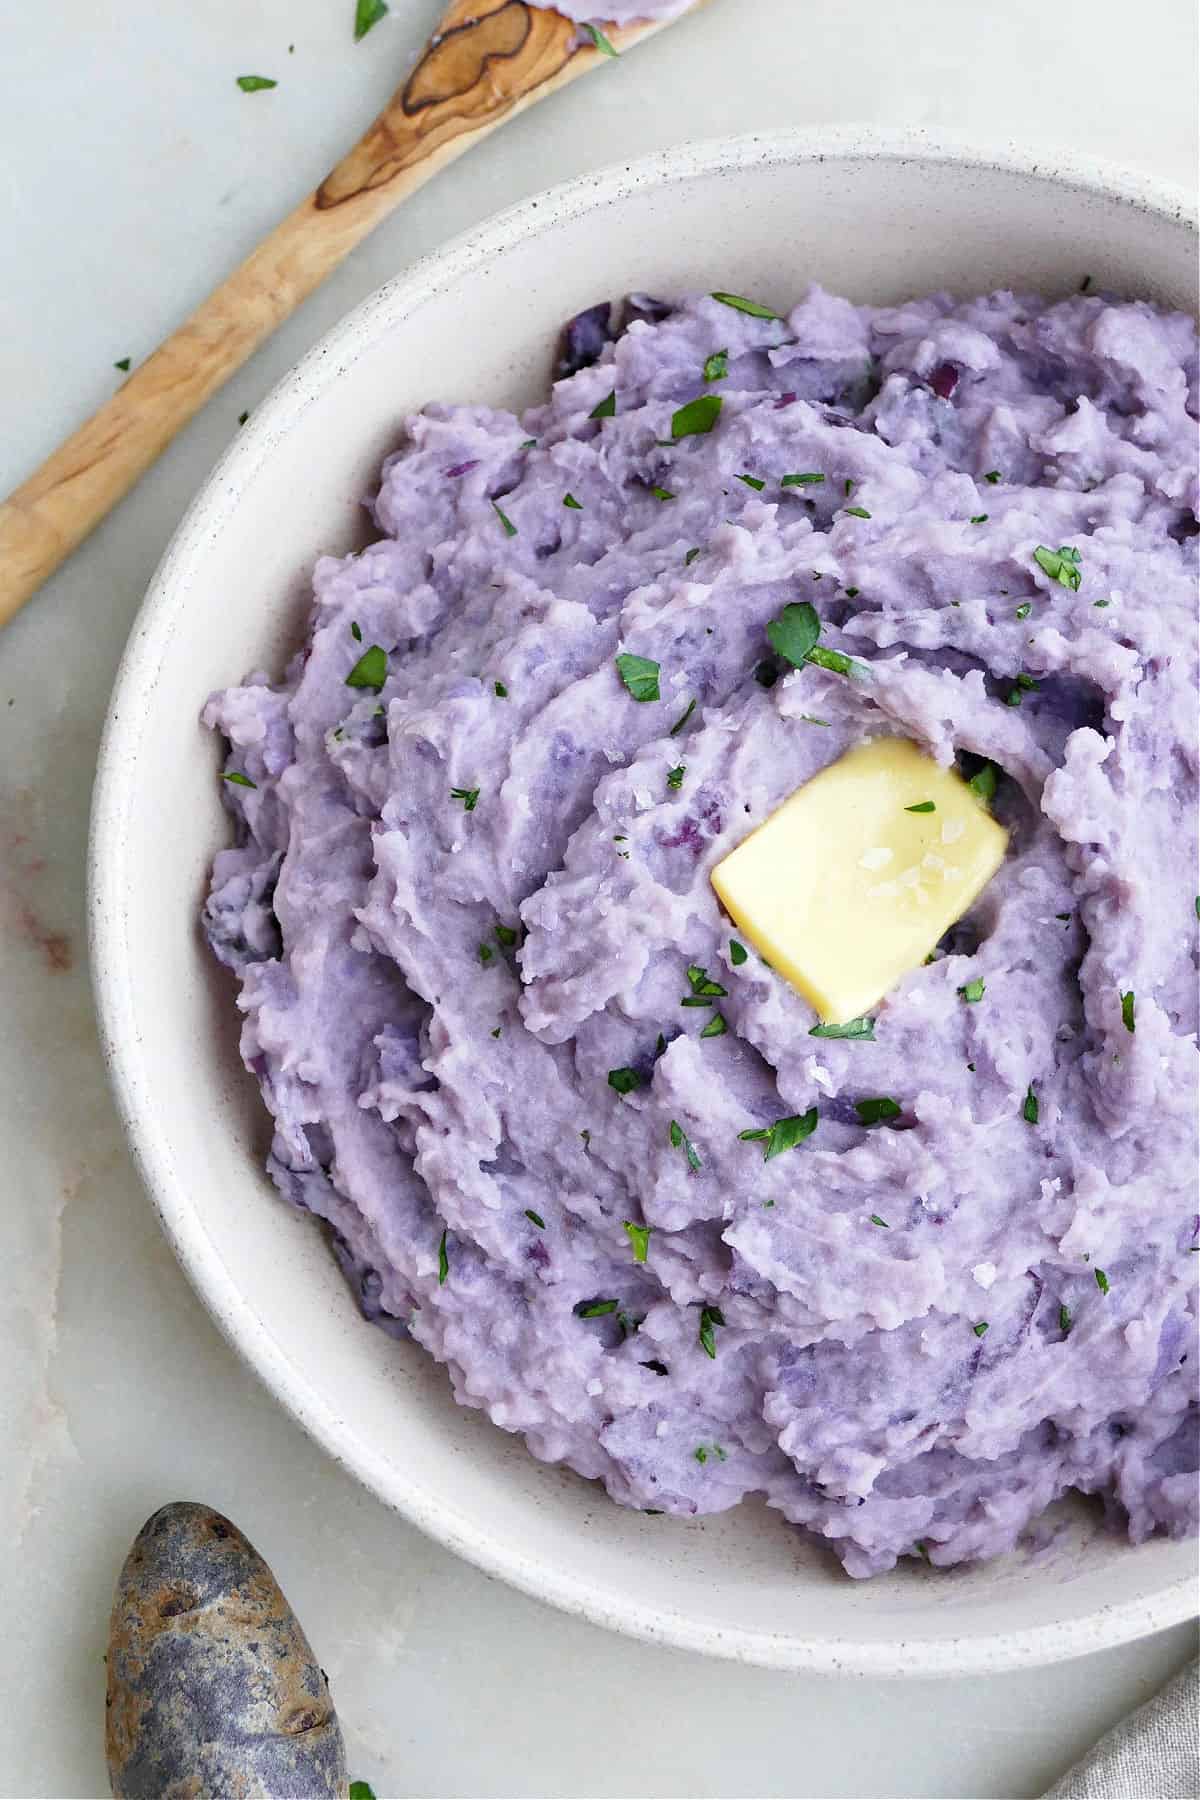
[1,3,1196,1795]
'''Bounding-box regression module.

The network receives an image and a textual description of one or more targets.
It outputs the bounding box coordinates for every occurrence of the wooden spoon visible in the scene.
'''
[0,1,703,629]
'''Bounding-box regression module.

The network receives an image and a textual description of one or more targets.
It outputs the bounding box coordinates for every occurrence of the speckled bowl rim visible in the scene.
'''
[90,126,1199,1676]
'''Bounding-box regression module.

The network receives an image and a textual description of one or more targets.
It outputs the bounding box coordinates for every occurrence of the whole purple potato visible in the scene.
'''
[106,1502,346,1799]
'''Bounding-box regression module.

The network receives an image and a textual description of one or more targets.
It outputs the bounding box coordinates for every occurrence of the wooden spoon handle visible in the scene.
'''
[0,1,668,628]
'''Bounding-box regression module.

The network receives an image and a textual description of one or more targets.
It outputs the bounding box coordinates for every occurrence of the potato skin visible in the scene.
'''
[106,1502,346,1798]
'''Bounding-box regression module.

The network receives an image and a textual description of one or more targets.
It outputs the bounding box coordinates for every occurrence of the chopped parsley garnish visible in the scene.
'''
[493,502,517,537]
[684,546,702,566]
[113,357,131,372]
[710,291,778,319]
[698,1304,726,1358]
[869,1214,889,1228]
[525,1209,545,1229]
[671,394,723,439]
[984,470,1002,484]
[1120,990,1135,1033]
[494,680,508,697]
[1095,1268,1110,1295]
[967,762,998,803]
[855,1096,901,1127]
[970,514,988,525]
[1015,602,1032,620]
[1033,544,1082,591]
[1022,1085,1039,1124]
[703,349,729,382]
[642,1361,669,1378]
[236,74,277,91]
[615,652,660,703]
[1059,1304,1071,1334]
[806,644,859,676]
[583,21,618,54]
[478,942,494,966]
[844,586,860,598]
[781,471,824,487]
[729,940,748,966]
[349,1784,377,1800]
[650,486,676,501]
[623,1221,651,1262]
[1094,599,1110,608]
[354,0,388,40]
[972,1321,989,1338]
[669,1119,702,1171]
[494,923,519,947]
[608,1067,642,1096]
[350,621,363,643]
[221,771,256,789]
[450,786,479,811]
[590,392,616,419]
[667,764,685,789]
[685,965,727,999]
[490,1026,502,1038]
[844,478,855,496]
[575,1297,619,1318]
[699,1012,727,1039]
[437,1230,449,1285]
[843,505,872,519]
[345,644,387,690]
[738,1108,819,1159]
[959,978,986,1003]
[563,492,582,509]
[766,600,820,667]
[736,473,766,491]
[809,1016,875,1040]
[905,800,935,813]
[669,697,696,736]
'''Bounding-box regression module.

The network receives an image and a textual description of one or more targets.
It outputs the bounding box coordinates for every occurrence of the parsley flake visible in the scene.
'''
[221,770,256,789]
[345,644,387,690]
[113,357,131,372]
[493,502,517,537]
[236,74,277,91]
[450,786,479,812]
[650,486,676,501]
[984,470,1002,484]
[671,394,723,439]
[350,620,362,641]
[608,1067,642,1096]
[669,697,696,736]
[615,652,660,703]
[354,0,388,40]
[809,1017,875,1040]
[583,21,618,55]
[806,644,860,676]
[972,1321,989,1338]
[623,1221,651,1262]
[967,762,998,804]
[685,965,727,999]
[575,1297,619,1318]
[905,800,936,813]
[699,1012,727,1039]
[736,473,766,491]
[667,764,685,790]
[1023,1085,1039,1124]
[478,942,494,966]
[437,1230,449,1285]
[525,1209,545,1229]
[710,291,779,319]
[703,349,729,381]
[1120,990,1135,1033]
[698,1304,726,1358]
[781,471,824,487]
[1095,1268,1110,1295]
[970,514,988,525]
[669,1119,702,1171]
[844,505,872,519]
[959,978,986,1003]
[1015,602,1032,620]
[1059,1304,1071,1334]
[684,546,702,566]
[563,492,583,509]
[729,940,748,966]
[766,600,820,667]
[590,392,616,419]
[870,1214,889,1229]
[1033,544,1082,591]
[738,1109,818,1160]
[855,1096,901,1127]
[494,680,508,698]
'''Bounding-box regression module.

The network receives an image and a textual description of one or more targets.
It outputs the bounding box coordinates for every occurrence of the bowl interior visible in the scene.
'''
[91,134,1198,1673]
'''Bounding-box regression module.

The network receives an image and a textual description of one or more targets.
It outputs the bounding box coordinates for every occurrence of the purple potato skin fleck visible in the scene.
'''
[106,1502,346,1800]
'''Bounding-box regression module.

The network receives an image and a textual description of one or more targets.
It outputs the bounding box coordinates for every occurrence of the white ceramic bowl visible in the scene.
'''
[90,129,1199,1674]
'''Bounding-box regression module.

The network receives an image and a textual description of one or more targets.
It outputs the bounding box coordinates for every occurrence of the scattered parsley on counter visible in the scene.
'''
[905,800,936,813]
[711,291,779,318]
[669,1119,702,1171]
[729,940,748,966]
[450,786,480,811]
[525,1209,545,1229]
[583,20,618,54]
[703,349,729,381]
[671,394,723,439]
[493,501,518,537]
[781,471,824,487]
[345,644,387,690]
[575,1297,619,1317]
[1095,1268,1111,1295]
[667,764,685,790]
[698,1304,726,1358]
[669,697,696,736]
[623,1221,652,1262]
[590,392,616,419]
[608,1067,642,1096]
[354,0,388,39]
[809,1016,875,1040]
[1120,990,1136,1033]
[615,652,660,702]
[236,74,277,90]
[563,492,583,509]
[113,357,131,372]
[959,978,986,1003]
[1023,1085,1039,1124]
[437,1230,449,1285]
[1033,544,1082,590]
[221,771,256,789]
[855,1096,901,1127]
[739,1109,819,1160]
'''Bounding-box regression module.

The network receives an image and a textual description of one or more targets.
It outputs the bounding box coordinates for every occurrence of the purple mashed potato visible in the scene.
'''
[204,283,1200,1577]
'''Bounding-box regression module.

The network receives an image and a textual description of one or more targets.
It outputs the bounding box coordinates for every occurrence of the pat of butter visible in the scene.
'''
[711,738,1007,1023]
